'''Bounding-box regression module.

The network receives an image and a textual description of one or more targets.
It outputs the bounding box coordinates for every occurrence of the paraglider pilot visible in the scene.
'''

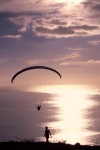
[43,126,52,142]
[36,104,41,110]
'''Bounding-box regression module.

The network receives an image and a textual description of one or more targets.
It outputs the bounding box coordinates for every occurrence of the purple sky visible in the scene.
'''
[0,0,100,90]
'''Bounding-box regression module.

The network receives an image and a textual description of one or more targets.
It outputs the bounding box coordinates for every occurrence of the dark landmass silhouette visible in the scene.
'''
[0,141,100,150]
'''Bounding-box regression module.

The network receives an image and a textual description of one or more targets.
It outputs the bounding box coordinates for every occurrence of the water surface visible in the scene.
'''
[0,85,100,145]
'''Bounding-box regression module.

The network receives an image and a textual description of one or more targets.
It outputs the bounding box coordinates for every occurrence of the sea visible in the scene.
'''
[0,85,100,145]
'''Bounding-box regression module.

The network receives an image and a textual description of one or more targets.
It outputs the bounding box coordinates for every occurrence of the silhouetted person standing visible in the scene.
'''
[44,126,51,142]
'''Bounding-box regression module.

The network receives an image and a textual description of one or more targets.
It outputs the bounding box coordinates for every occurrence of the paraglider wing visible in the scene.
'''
[11,66,61,83]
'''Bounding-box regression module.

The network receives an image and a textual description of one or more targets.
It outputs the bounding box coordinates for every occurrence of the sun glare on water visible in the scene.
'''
[39,85,96,144]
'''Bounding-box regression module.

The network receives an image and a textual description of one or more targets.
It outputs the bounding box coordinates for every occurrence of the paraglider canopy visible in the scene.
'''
[11,65,61,83]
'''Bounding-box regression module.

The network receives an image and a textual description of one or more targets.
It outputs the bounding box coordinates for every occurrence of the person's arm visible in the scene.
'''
[43,131,46,137]
[50,132,52,137]
[49,130,52,137]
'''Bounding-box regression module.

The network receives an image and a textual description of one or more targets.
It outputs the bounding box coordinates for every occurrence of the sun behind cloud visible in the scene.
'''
[54,0,83,5]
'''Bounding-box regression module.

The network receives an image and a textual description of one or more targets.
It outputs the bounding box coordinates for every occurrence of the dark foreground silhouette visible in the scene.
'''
[0,141,100,150]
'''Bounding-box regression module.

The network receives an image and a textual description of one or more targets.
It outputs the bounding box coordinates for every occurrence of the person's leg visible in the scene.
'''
[46,137,49,142]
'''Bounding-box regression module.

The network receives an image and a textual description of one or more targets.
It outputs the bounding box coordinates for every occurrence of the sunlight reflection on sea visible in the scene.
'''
[0,85,100,145]
[38,85,100,145]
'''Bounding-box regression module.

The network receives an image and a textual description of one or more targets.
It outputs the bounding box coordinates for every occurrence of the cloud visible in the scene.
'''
[51,52,82,67]
[49,18,67,26]
[59,62,69,66]
[34,26,75,38]
[64,47,84,51]
[0,0,65,13]
[18,27,27,32]
[2,35,22,39]
[8,14,100,38]
[82,0,100,10]
[71,25,98,30]
[59,59,100,69]
[87,40,100,45]
[8,15,32,27]
[33,17,67,27]
[93,4,100,12]
[1,0,100,39]
[88,59,100,64]
[23,58,49,65]
[17,51,82,66]
[0,0,41,12]
[60,52,81,61]
[33,23,99,37]
[82,0,100,16]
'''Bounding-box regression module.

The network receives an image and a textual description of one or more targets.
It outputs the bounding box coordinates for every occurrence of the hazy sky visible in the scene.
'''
[0,0,100,90]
